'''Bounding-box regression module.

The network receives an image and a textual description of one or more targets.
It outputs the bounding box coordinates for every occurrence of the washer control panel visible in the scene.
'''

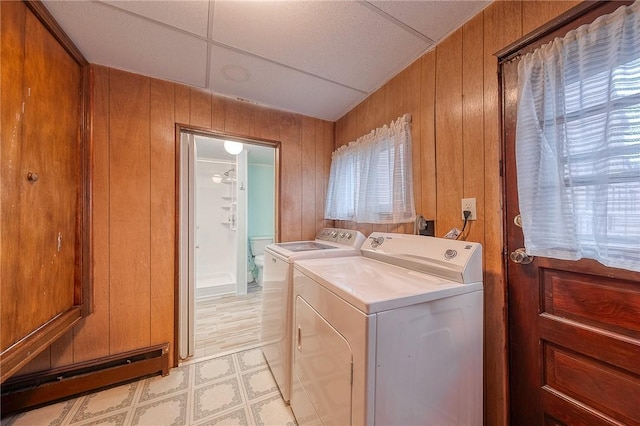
[316,228,366,248]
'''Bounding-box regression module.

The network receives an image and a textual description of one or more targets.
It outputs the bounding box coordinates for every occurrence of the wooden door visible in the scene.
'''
[0,0,90,382]
[500,4,640,424]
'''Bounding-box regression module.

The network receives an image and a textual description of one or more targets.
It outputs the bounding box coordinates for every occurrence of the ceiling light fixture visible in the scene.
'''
[224,140,243,155]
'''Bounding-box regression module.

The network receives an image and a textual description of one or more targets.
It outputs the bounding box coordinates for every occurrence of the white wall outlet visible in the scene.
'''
[461,198,477,221]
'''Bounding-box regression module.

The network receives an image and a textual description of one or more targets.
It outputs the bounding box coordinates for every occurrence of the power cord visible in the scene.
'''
[457,210,472,240]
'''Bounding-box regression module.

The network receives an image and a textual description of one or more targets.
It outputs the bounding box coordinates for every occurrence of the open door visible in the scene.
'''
[178,132,196,360]
[500,3,640,423]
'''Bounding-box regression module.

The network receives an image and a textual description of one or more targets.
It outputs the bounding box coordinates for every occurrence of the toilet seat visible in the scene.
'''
[255,254,264,266]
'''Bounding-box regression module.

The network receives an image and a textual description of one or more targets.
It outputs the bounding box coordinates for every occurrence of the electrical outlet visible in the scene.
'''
[461,198,477,221]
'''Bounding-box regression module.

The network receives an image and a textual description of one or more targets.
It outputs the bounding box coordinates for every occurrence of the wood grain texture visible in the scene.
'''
[73,65,110,363]
[462,14,485,245]
[279,113,302,242]
[435,28,464,237]
[1,0,27,352]
[522,1,582,35]
[22,5,79,339]
[483,2,522,424]
[420,51,437,223]
[2,1,88,379]
[109,69,151,354]
[150,78,175,367]
[211,93,225,132]
[189,88,211,128]
[174,84,190,125]
[301,116,317,240]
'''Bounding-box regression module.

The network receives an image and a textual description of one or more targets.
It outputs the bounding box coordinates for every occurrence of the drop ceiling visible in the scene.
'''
[42,0,490,122]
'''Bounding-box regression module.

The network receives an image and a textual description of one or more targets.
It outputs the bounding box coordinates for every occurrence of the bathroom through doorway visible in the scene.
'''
[178,129,278,361]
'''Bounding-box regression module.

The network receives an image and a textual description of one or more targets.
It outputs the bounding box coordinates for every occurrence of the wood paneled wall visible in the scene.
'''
[17,66,334,374]
[334,1,580,424]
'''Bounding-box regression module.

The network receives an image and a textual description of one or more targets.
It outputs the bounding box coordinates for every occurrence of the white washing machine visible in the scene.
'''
[290,232,483,425]
[261,228,366,403]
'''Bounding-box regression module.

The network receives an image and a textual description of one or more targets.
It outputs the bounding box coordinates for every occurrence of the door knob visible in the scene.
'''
[510,248,534,264]
[513,214,522,227]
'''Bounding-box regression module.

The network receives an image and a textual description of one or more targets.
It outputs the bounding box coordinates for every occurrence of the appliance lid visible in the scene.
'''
[274,241,337,252]
[294,256,483,314]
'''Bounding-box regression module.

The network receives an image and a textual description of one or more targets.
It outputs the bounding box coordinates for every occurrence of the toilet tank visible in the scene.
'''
[249,236,273,256]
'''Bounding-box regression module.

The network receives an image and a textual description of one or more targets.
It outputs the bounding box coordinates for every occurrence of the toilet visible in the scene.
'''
[249,236,273,286]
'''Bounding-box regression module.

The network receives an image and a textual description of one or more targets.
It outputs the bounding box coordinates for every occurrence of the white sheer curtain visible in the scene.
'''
[325,114,415,223]
[516,2,640,272]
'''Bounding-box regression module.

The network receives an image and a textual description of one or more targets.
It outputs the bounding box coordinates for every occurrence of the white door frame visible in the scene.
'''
[178,132,196,359]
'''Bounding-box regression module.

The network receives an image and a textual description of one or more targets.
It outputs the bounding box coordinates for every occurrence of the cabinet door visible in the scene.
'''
[1,1,88,383]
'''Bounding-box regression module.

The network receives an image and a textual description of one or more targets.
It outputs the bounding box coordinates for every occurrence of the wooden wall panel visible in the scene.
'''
[72,65,111,363]
[435,29,464,237]
[483,2,521,425]
[279,113,302,242]
[301,116,317,240]
[150,78,175,367]
[189,88,211,129]
[462,14,485,245]
[522,1,581,35]
[174,84,190,125]
[419,51,437,222]
[223,98,246,136]
[108,70,151,354]
[211,94,225,132]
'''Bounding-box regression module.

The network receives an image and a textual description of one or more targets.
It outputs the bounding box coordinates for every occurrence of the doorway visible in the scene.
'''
[178,129,278,361]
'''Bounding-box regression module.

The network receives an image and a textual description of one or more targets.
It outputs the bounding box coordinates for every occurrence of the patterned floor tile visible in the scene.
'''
[130,393,188,426]
[138,365,190,403]
[1,399,76,426]
[193,378,243,422]
[236,348,266,372]
[71,383,138,424]
[194,407,250,426]
[194,355,235,386]
[74,411,128,426]
[240,368,279,401]
[250,395,297,426]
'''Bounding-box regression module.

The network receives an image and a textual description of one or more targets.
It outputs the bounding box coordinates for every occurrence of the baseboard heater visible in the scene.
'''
[0,343,170,417]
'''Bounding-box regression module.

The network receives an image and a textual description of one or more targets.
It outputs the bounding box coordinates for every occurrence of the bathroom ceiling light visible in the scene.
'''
[224,140,243,155]
[212,174,222,183]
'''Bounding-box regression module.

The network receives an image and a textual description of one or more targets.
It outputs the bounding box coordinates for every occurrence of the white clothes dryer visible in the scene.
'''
[261,228,366,403]
[290,232,483,425]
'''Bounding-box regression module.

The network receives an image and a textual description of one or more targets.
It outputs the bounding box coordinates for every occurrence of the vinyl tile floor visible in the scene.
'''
[1,348,297,426]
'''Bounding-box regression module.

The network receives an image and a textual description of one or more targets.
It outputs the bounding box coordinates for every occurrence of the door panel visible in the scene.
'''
[293,296,352,426]
[1,1,88,382]
[500,5,640,423]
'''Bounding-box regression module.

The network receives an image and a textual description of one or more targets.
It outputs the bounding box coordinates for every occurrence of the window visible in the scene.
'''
[325,114,415,224]
[515,2,640,272]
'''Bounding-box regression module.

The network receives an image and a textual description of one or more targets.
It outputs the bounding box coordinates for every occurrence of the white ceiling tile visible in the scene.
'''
[369,0,490,41]
[209,45,366,122]
[43,1,208,87]
[41,0,489,121]
[211,1,430,92]
[102,0,210,38]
